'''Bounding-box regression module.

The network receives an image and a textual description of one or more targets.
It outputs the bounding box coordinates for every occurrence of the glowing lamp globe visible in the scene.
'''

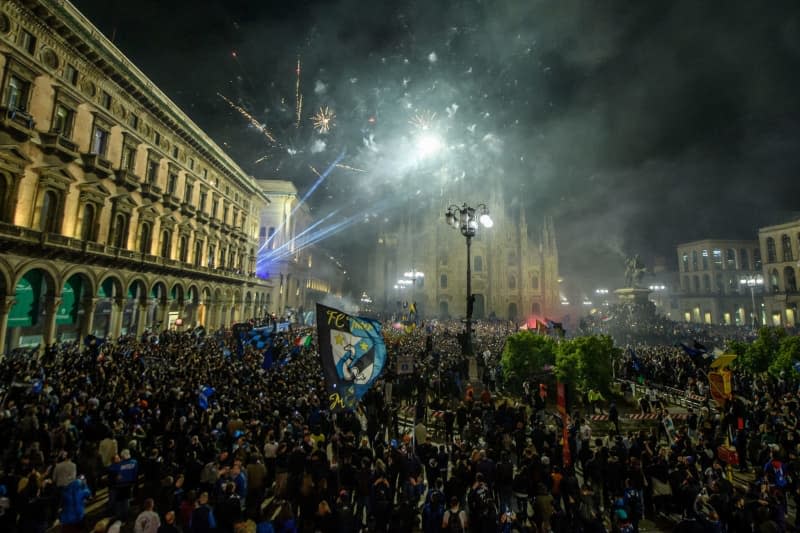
[479,213,494,228]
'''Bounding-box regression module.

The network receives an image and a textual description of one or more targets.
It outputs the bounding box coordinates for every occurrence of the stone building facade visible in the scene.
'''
[256,179,345,322]
[0,0,273,353]
[675,239,763,325]
[367,191,560,322]
[758,219,800,327]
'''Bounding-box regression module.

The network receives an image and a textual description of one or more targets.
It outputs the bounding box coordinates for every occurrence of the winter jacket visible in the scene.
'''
[59,478,92,525]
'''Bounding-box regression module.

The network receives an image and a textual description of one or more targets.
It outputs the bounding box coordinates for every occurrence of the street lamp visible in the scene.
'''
[739,274,764,328]
[444,202,493,355]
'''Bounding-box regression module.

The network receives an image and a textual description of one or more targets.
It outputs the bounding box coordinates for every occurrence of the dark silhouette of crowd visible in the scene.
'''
[0,316,798,532]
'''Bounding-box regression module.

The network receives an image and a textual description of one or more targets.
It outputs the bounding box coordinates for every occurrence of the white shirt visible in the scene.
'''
[134,509,161,533]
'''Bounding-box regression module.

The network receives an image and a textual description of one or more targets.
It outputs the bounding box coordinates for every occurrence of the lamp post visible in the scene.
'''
[444,203,493,356]
[739,274,763,328]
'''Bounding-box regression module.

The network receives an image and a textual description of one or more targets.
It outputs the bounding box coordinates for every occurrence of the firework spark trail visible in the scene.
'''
[309,165,321,177]
[290,151,345,216]
[335,163,366,173]
[218,93,278,144]
[260,152,345,252]
[261,209,341,260]
[295,57,302,128]
[254,154,271,164]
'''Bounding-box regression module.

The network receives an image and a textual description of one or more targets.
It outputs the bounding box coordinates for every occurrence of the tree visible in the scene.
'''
[735,327,786,374]
[500,331,556,390]
[555,335,619,395]
[768,335,800,377]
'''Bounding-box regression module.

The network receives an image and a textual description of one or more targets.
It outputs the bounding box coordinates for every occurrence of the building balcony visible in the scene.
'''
[0,221,268,286]
[162,193,180,210]
[114,169,141,192]
[0,106,35,141]
[180,202,196,217]
[209,219,221,230]
[221,223,233,235]
[196,212,209,224]
[140,182,162,201]
[39,132,78,161]
[80,153,113,178]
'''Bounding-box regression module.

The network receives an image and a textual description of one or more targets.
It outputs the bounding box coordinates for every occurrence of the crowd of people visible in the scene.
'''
[0,314,798,532]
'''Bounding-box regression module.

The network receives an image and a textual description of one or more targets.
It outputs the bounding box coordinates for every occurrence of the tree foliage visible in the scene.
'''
[500,331,556,386]
[768,335,800,377]
[734,327,786,374]
[554,335,619,395]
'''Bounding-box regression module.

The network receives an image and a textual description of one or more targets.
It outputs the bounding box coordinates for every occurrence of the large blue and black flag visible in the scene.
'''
[679,340,706,358]
[316,303,387,410]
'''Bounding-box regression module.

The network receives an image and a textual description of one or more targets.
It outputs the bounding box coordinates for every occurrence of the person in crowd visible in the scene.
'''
[59,476,92,533]
[134,497,161,533]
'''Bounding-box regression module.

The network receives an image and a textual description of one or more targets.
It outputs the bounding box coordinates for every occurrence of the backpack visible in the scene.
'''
[469,484,495,518]
[443,509,466,533]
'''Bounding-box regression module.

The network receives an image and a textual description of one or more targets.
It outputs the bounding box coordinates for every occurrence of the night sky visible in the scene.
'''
[73,0,800,294]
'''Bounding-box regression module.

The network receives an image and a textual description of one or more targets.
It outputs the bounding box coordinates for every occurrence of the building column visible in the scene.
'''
[80,298,99,339]
[219,302,228,328]
[197,302,207,328]
[233,300,242,323]
[136,301,149,337]
[0,297,16,358]
[210,302,220,330]
[43,297,63,348]
[110,298,125,340]
[157,300,169,331]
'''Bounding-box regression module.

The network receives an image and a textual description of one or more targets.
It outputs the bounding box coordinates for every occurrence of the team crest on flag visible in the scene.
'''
[317,303,386,410]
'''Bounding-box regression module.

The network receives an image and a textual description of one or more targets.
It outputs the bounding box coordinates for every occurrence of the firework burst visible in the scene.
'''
[409,110,437,131]
[311,106,336,134]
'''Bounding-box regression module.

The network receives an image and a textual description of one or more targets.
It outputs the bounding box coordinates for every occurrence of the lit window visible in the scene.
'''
[91,124,110,156]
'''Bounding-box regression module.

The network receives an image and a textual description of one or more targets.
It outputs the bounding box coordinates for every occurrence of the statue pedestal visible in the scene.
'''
[468,356,478,382]
[614,287,653,305]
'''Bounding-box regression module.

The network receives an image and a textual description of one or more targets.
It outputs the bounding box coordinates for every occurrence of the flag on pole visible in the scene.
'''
[316,303,387,410]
